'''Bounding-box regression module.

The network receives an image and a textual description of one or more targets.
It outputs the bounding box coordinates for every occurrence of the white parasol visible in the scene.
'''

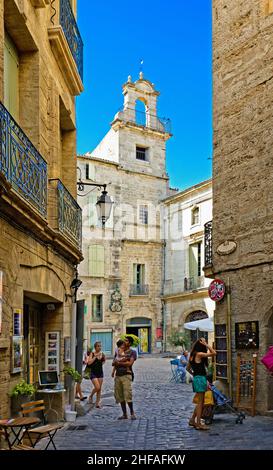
[184,317,214,332]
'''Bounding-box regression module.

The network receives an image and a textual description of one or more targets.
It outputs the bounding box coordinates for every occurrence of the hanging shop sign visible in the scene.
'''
[208,279,225,302]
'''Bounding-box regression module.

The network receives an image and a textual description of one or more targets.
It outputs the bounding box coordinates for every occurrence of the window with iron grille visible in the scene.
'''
[92,295,103,322]
[139,205,148,225]
[136,146,147,161]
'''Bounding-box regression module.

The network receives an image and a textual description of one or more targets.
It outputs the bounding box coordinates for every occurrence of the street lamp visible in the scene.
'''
[77,176,114,227]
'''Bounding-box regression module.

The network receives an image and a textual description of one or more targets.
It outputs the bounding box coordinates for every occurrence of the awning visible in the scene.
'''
[184,317,214,332]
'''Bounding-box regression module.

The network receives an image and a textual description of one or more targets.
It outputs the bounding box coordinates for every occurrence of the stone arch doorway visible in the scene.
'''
[185,310,208,345]
[126,317,152,353]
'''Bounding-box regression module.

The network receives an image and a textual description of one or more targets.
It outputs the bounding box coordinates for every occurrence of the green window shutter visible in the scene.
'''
[97,245,105,277]
[92,295,97,318]
[88,163,95,181]
[4,33,19,120]
[189,244,198,278]
[88,193,97,226]
[89,245,104,277]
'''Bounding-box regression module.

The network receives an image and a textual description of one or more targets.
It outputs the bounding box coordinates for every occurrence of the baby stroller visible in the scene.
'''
[203,384,246,425]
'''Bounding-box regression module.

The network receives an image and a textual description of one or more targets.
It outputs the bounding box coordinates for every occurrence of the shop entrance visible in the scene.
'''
[126,317,152,353]
[23,298,42,385]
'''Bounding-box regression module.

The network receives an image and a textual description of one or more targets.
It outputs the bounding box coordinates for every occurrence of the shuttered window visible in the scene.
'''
[89,245,105,277]
[85,163,95,181]
[4,33,19,121]
[133,264,145,285]
[92,295,103,322]
[189,242,201,278]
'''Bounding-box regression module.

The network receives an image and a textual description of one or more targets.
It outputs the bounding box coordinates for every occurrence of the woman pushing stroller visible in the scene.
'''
[187,337,216,430]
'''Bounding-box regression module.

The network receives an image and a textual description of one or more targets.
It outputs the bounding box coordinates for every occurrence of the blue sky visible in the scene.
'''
[77,0,212,191]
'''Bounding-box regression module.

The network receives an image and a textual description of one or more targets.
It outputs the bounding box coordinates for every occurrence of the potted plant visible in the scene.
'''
[63,366,81,395]
[10,380,36,416]
[167,328,191,352]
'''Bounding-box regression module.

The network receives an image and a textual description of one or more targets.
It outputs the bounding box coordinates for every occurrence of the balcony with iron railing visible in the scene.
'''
[184,276,205,291]
[0,102,47,218]
[129,284,149,296]
[48,0,84,95]
[112,107,172,135]
[48,179,82,250]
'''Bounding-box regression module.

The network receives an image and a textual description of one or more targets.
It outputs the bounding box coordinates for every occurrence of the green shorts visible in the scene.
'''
[192,375,207,393]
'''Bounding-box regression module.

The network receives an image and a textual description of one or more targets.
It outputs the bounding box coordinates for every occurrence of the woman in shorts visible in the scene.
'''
[188,337,216,430]
[86,341,106,408]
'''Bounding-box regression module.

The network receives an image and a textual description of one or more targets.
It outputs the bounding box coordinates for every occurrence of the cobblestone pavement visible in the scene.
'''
[39,357,273,450]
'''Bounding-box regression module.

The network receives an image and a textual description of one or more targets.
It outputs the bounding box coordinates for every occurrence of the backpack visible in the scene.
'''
[261,346,273,372]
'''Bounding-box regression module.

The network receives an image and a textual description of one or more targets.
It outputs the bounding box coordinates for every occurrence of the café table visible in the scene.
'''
[0,416,40,449]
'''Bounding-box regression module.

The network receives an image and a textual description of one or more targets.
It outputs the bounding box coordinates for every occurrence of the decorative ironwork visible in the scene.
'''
[57,180,82,249]
[129,284,149,296]
[109,285,123,312]
[116,107,171,134]
[60,0,83,80]
[184,276,204,291]
[0,102,47,217]
[204,220,213,266]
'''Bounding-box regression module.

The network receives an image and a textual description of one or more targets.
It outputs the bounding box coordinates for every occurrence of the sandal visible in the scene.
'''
[194,424,209,431]
[118,415,128,420]
[188,419,195,427]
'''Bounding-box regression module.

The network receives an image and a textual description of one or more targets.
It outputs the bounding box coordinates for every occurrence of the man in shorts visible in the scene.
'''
[113,336,137,420]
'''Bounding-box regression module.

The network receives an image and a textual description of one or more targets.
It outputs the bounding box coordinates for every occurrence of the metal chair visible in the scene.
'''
[170,359,181,383]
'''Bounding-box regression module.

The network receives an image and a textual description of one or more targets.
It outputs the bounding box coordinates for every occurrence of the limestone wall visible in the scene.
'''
[213,0,273,412]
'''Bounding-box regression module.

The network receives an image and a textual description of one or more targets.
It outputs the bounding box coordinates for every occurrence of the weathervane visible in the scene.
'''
[139,58,144,79]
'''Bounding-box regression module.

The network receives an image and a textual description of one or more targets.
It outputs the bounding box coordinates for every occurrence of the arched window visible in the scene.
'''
[185,310,208,345]
[135,99,147,126]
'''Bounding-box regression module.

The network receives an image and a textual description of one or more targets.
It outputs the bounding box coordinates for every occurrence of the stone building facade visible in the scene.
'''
[0,0,83,418]
[77,73,173,354]
[162,180,214,351]
[208,0,273,413]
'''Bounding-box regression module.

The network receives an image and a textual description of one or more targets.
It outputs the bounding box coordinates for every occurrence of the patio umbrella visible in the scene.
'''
[184,317,214,332]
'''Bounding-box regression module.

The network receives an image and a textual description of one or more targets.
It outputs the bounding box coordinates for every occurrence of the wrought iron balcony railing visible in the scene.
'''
[204,220,213,266]
[0,102,47,217]
[184,276,204,291]
[57,180,82,249]
[60,0,83,80]
[129,284,149,296]
[114,107,171,134]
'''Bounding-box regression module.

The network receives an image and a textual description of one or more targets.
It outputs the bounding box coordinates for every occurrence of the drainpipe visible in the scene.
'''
[226,277,233,399]
[162,214,167,352]
[69,295,77,412]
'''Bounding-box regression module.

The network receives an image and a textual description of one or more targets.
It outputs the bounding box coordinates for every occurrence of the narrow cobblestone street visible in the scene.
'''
[41,357,273,450]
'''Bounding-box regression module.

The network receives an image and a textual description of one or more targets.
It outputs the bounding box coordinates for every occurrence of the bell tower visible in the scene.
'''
[113,72,170,134]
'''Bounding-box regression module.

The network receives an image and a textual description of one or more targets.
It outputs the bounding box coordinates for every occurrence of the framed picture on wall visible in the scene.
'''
[235,321,259,349]
[45,331,60,374]
[13,309,22,336]
[64,337,71,362]
[11,336,23,373]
